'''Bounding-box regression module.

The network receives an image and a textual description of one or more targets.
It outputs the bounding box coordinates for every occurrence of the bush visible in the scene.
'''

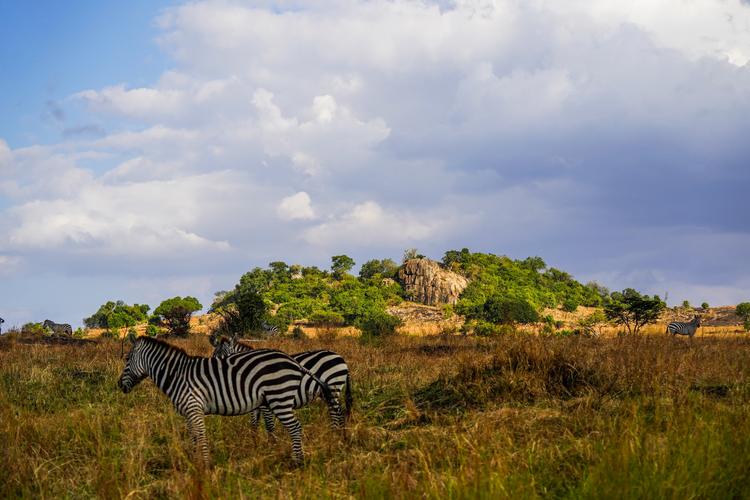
[21,323,46,336]
[358,312,402,342]
[145,324,160,337]
[72,328,86,339]
[153,296,202,337]
[290,325,307,339]
[84,301,149,329]
[308,310,345,327]
[561,298,579,312]
[483,296,540,325]
[701,302,710,310]
[736,303,750,332]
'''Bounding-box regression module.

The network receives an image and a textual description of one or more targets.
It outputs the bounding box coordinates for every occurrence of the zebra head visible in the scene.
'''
[211,336,238,358]
[118,338,149,393]
[693,315,702,326]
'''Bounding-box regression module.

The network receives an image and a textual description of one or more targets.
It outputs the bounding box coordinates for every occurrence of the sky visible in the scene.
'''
[1,0,749,327]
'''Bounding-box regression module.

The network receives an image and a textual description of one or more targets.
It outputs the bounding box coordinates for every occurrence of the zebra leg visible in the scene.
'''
[266,401,304,465]
[184,407,210,469]
[261,406,276,433]
[250,409,261,429]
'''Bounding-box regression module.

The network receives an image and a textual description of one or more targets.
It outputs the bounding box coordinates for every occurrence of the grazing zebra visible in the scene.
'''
[667,315,701,337]
[261,322,280,336]
[118,336,342,466]
[43,319,72,336]
[212,336,353,431]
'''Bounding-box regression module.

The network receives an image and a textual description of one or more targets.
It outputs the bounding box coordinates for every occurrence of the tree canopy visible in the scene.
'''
[153,296,202,336]
[604,288,665,335]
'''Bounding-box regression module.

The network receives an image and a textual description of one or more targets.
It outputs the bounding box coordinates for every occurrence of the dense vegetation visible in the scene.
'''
[211,258,404,337]
[444,249,607,320]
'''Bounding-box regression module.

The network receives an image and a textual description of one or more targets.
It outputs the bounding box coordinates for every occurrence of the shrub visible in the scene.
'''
[84,301,149,329]
[736,302,750,332]
[308,310,345,327]
[682,300,691,309]
[359,258,399,280]
[72,328,86,339]
[153,296,202,337]
[21,322,45,336]
[562,298,579,312]
[358,312,402,342]
[701,302,710,310]
[145,324,160,337]
[290,325,307,339]
[483,296,540,325]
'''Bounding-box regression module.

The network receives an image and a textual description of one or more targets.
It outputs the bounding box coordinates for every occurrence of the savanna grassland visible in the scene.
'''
[2,329,750,499]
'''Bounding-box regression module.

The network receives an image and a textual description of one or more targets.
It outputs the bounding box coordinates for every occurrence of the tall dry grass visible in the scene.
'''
[1,332,750,498]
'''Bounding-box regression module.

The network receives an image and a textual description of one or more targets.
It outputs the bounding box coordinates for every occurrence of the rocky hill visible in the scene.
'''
[397,258,470,306]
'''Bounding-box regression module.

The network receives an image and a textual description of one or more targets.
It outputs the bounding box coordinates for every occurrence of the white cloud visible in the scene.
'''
[303,201,443,247]
[277,191,315,220]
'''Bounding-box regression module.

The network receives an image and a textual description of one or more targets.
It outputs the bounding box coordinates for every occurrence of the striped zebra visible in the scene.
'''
[43,319,72,336]
[261,322,280,336]
[212,336,353,432]
[118,336,342,466]
[0,316,4,335]
[667,315,701,337]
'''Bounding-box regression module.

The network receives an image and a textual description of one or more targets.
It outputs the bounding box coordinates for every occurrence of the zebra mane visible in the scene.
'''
[137,336,196,358]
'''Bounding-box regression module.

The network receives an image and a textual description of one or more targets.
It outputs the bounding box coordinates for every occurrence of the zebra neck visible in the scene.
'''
[147,345,192,394]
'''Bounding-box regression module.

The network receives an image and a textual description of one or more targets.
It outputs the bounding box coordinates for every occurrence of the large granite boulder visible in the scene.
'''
[398,258,470,305]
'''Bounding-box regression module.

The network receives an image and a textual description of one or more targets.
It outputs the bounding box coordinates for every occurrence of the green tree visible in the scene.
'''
[701,302,710,310]
[736,302,750,332]
[331,255,355,280]
[211,278,268,336]
[483,295,540,325]
[604,289,665,335]
[154,296,202,336]
[359,258,399,280]
[84,300,149,329]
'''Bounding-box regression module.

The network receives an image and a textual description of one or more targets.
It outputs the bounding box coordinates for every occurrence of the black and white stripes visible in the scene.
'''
[118,336,342,466]
[667,315,701,337]
[43,319,72,336]
[212,337,353,431]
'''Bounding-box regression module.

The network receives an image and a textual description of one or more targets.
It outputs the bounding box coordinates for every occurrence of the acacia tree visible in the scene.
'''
[154,296,202,336]
[604,288,665,335]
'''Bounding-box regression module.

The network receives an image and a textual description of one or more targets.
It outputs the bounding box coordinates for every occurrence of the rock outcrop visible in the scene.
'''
[398,258,470,306]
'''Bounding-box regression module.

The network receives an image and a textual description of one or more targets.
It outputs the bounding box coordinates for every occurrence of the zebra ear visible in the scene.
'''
[208,332,218,347]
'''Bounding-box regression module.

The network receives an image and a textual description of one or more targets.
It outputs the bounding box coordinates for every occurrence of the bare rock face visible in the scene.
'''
[398,258,470,305]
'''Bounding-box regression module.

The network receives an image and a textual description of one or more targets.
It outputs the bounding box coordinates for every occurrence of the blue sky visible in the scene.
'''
[1,0,750,327]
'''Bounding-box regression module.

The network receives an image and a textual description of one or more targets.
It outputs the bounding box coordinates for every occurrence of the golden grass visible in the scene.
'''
[2,332,750,498]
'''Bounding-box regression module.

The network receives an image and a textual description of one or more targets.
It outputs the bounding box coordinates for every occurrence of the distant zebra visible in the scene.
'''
[43,319,72,336]
[212,336,353,431]
[667,315,701,337]
[0,317,4,335]
[261,321,280,336]
[118,336,342,466]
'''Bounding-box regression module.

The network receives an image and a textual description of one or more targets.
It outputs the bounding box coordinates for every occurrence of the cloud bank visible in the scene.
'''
[2,0,749,325]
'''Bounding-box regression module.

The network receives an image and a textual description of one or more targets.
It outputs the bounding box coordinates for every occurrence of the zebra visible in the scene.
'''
[0,316,4,335]
[117,336,343,467]
[261,321,280,336]
[43,319,72,336]
[667,315,701,337]
[211,336,353,432]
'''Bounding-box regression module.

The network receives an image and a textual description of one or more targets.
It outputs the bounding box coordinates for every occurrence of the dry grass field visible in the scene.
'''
[2,327,750,498]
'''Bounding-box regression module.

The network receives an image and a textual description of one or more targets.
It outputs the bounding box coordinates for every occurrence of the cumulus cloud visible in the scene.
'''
[277,191,315,220]
[3,0,750,325]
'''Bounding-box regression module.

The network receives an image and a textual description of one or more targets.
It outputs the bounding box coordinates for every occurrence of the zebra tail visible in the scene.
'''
[299,365,340,416]
[344,372,353,421]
